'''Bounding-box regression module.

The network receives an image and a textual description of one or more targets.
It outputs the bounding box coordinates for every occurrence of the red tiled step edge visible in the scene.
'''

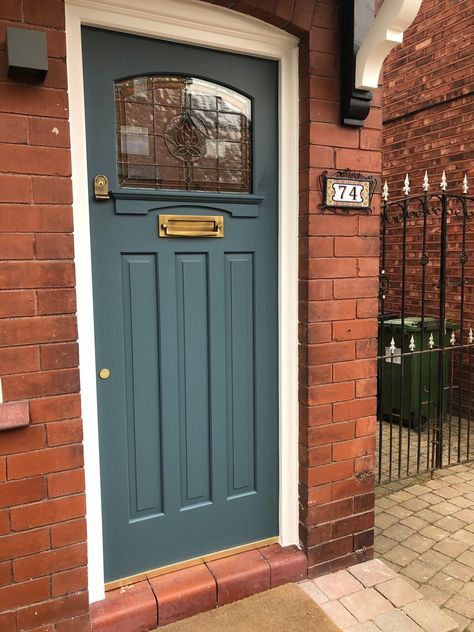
[91,544,307,632]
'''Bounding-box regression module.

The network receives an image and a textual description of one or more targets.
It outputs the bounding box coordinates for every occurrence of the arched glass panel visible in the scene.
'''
[115,76,252,193]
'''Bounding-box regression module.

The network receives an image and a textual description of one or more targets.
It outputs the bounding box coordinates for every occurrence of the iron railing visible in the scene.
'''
[377,172,474,483]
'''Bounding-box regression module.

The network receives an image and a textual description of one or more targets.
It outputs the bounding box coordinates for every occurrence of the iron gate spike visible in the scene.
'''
[422,171,429,193]
[441,170,448,191]
[402,173,410,196]
[463,174,469,194]
[389,337,396,354]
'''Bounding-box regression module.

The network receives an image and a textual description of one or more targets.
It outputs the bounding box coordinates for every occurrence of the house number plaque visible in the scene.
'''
[319,169,376,214]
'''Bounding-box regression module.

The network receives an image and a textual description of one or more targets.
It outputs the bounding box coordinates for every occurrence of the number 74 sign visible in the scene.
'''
[319,169,376,214]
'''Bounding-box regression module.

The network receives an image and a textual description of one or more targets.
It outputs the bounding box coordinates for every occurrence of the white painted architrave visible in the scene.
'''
[65,0,299,604]
[356,0,423,90]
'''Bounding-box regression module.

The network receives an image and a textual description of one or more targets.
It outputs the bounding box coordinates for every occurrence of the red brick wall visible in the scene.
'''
[383,0,474,191]
[382,0,474,412]
[0,0,382,627]
[0,2,90,631]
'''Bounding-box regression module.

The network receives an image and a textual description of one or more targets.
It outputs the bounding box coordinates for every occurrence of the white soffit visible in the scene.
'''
[356,0,423,90]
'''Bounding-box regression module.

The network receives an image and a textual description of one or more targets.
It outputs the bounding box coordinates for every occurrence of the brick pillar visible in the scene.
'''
[206,0,382,580]
[297,4,382,578]
[0,1,90,630]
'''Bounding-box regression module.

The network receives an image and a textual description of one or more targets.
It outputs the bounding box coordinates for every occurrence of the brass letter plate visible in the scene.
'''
[159,214,223,238]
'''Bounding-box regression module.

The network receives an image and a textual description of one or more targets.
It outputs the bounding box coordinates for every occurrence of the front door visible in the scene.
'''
[82,27,279,583]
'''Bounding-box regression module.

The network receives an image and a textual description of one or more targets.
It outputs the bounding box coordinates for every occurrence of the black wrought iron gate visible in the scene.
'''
[377,172,474,484]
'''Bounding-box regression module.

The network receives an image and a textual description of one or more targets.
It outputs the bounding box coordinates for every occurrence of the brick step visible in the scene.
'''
[90,544,307,632]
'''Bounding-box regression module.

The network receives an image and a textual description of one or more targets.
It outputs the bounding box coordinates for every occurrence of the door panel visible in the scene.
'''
[175,253,212,509]
[82,27,279,582]
[225,253,256,498]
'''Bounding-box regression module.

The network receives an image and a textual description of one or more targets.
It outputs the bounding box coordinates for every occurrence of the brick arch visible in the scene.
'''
[201,0,317,36]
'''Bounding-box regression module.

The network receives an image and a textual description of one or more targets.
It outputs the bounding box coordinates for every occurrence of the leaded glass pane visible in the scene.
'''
[115,76,252,193]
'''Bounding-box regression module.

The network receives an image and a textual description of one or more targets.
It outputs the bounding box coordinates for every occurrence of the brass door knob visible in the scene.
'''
[99,368,111,380]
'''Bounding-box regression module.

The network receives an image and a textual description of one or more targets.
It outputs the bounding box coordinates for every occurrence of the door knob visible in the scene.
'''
[99,368,111,380]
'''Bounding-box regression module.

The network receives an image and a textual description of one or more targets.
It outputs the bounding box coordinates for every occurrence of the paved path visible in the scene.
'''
[300,558,458,631]
[375,462,474,630]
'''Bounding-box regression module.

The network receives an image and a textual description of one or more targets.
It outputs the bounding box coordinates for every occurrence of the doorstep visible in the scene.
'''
[90,544,307,632]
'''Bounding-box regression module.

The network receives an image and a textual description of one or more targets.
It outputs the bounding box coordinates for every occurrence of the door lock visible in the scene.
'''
[99,368,111,380]
[94,175,110,200]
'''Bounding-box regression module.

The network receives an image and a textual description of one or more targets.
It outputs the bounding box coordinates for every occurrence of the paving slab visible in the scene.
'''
[402,599,458,632]
[383,545,419,568]
[443,608,470,632]
[400,516,428,531]
[433,537,469,558]
[429,572,464,594]
[418,549,450,570]
[299,580,328,604]
[434,516,467,533]
[418,584,450,607]
[403,533,436,554]
[419,525,450,542]
[340,588,393,622]
[376,513,399,529]
[430,501,459,516]
[374,577,422,608]
[402,498,429,512]
[453,529,474,546]
[373,609,424,632]
[374,535,397,555]
[401,559,438,583]
[385,505,413,520]
[320,600,358,628]
[459,580,474,599]
[444,594,474,620]
[443,560,474,582]
[314,570,364,600]
[348,559,397,587]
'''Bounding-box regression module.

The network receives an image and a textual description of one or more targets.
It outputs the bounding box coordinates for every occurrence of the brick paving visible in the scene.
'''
[376,417,470,485]
[375,462,474,631]
[299,559,458,631]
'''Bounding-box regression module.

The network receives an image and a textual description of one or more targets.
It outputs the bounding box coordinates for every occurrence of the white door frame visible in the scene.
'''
[65,0,299,603]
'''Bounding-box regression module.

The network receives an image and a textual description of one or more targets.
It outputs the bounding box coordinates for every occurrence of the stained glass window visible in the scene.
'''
[115,76,252,193]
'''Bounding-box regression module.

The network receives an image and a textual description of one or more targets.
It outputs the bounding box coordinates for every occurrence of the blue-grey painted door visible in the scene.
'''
[82,27,278,582]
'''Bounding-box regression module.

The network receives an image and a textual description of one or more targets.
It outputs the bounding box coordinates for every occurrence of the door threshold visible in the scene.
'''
[105,536,280,591]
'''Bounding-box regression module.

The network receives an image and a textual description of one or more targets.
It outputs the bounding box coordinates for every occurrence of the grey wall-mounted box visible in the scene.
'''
[7,27,48,80]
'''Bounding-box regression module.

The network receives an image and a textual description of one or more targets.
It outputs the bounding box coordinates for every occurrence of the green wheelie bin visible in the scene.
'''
[379,317,458,429]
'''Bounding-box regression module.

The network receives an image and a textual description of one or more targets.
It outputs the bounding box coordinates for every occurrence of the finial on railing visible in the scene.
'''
[441,170,448,192]
[402,173,410,196]
[428,333,435,349]
[450,331,456,346]
[382,180,389,202]
[409,335,416,352]
[469,328,474,344]
[423,171,430,193]
[463,174,469,195]
[389,337,396,355]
